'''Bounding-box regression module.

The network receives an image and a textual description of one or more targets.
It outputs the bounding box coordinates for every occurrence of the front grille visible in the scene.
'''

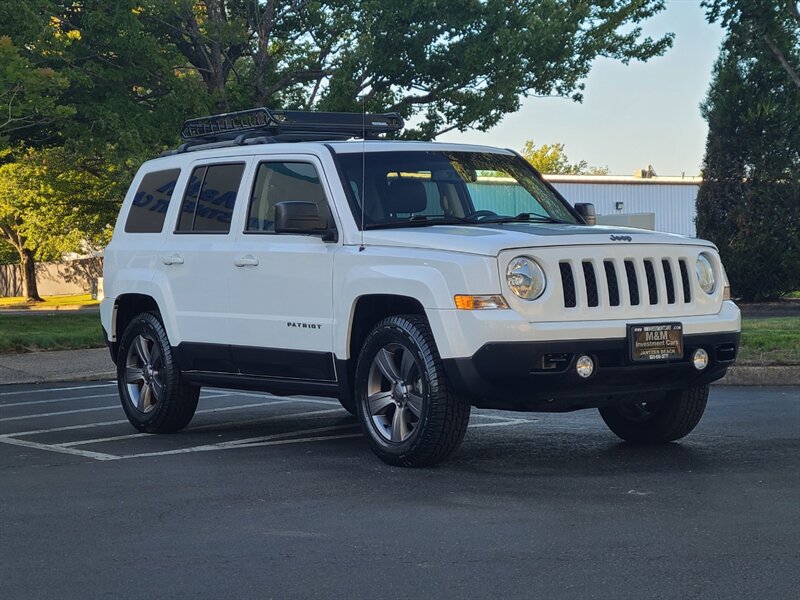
[558,254,696,310]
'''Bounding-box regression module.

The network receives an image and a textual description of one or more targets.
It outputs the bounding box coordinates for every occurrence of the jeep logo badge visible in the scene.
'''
[610,235,632,242]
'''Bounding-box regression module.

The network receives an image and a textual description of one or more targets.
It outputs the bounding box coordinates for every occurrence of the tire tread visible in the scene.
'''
[356,314,470,467]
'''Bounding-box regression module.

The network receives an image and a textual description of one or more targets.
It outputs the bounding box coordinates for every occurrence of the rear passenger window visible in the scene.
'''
[246,162,327,233]
[125,169,181,233]
[176,163,245,233]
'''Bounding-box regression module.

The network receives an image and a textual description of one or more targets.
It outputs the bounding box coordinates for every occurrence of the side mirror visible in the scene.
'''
[275,201,335,240]
[574,202,596,226]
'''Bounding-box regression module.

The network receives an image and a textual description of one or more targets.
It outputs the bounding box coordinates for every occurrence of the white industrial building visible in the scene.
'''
[544,174,701,237]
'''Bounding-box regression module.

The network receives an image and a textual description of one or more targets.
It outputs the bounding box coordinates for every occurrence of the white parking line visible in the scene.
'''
[57,407,345,447]
[0,390,234,410]
[2,399,293,436]
[0,392,120,409]
[0,383,116,397]
[469,418,534,428]
[0,435,118,461]
[0,404,124,422]
[0,421,360,461]
[117,424,362,460]
[218,391,339,406]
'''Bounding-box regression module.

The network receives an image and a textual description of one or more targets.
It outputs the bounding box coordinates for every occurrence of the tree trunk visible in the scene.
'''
[19,248,42,303]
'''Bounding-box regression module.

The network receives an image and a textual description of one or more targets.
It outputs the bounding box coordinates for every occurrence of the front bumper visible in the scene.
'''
[443,331,739,412]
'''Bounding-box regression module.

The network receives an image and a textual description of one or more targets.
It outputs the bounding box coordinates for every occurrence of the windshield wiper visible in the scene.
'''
[470,213,571,225]
[364,216,477,230]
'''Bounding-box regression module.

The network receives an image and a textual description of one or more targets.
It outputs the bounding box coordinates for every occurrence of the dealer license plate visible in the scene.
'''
[628,323,683,362]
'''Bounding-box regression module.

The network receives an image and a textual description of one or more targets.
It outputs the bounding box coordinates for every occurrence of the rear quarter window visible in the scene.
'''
[124,169,181,233]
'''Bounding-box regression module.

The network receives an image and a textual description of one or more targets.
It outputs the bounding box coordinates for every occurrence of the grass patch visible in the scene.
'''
[0,294,99,309]
[739,317,800,365]
[0,313,104,353]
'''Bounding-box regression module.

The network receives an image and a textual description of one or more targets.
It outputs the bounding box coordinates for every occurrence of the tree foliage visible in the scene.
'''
[521,141,609,175]
[141,0,674,137]
[0,146,119,299]
[696,0,800,301]
[0,36,74,147]
[0,0,673,298]
[0,147,118,259]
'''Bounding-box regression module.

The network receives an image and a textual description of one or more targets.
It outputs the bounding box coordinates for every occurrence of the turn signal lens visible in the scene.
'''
[723,285,731,300]
[454,295,509,310]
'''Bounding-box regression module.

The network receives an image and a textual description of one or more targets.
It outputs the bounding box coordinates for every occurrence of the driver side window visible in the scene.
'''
[246,162,328,233]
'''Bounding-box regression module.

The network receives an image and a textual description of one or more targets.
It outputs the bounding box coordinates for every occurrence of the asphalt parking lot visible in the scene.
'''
[1,383,798,599]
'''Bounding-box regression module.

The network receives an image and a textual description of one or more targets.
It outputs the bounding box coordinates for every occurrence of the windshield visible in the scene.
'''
[335,150,579,229]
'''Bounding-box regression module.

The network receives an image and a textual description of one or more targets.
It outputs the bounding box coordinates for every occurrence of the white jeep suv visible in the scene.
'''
[101,108,740,466]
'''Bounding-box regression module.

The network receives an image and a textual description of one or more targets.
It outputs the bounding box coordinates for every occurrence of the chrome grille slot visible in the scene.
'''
[624,260,640,306]
[644,260,658,305]
[662,259,676,304]
[582,261,599,307]
[604,260,620,306]
[560,262,576,308]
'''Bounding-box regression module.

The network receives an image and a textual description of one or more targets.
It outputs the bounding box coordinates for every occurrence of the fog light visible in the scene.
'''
[576,354,594,378]
[692,348,709,371]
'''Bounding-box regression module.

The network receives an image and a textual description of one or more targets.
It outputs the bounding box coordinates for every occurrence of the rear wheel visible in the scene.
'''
[117,312,199,433]
[599,385,709,444]
[355,315,470,467]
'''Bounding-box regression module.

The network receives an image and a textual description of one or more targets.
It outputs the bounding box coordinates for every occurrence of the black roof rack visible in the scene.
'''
[165,107,404,155]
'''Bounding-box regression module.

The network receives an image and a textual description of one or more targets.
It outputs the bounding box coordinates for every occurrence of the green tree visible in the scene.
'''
[521,141,609,175]
[0,1,208,300]
[0,147,118,301]
[0,36,74,148]
[143,0,674,137]
[696,0,800,301]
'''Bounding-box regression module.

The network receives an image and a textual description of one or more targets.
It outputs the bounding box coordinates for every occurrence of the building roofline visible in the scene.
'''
[543,174,702,185]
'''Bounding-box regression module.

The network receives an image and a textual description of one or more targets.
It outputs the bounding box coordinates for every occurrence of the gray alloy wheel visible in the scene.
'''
[124,333,164,414]
[354,314,471,467]
[116,311,199,433]
[366,343,424,443]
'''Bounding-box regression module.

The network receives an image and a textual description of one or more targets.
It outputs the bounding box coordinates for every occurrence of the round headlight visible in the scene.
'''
[506,257,546,300]
[695,253,716,295]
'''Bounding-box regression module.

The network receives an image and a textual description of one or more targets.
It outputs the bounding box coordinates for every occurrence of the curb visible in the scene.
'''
[0,305,99,312]
[714,366,800,386]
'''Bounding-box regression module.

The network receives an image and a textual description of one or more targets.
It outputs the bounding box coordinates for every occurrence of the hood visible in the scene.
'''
[360,223,714,256]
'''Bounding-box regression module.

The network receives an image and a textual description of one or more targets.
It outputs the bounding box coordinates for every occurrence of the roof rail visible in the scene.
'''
[178,107,403,144]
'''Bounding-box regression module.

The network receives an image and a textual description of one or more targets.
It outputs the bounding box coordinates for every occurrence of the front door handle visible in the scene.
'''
[162,254,184,265]
[234,254,259,267]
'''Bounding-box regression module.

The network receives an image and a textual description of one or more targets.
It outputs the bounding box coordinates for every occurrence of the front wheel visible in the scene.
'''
[599,385,709,444]
[355,315,470,467]
[117,312,199,433]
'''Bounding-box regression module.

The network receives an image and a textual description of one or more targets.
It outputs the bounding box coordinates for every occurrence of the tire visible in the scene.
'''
[599,385,709,444]
[354,314,470,467]
[337,394,357,417]
[116,312,200,433]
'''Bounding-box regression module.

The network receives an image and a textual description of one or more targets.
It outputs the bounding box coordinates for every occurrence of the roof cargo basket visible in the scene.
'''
[171,107,403,154]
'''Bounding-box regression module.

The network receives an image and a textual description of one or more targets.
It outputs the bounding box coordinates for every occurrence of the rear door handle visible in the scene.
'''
[162,254,184,265]
[234,254,259,267]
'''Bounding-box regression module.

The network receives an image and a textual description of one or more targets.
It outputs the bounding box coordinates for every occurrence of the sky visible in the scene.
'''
[439,0,726,176]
